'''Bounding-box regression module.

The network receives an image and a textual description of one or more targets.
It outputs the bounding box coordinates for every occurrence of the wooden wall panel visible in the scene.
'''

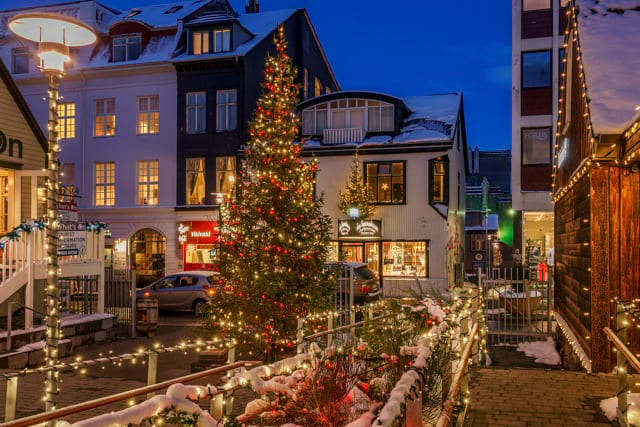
[590,167,613,372]
[555,173,591,355]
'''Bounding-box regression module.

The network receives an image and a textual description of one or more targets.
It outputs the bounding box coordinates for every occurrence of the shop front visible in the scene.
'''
[130,228,166,286]
[178,221,219,272]
[332,219,429,287]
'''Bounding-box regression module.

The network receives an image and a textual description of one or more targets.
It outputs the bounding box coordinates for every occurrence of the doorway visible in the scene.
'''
[130,228,166,287]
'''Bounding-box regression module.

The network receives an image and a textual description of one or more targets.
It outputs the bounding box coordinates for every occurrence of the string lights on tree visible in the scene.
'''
[203,25,333,360]
[338,151,375,219]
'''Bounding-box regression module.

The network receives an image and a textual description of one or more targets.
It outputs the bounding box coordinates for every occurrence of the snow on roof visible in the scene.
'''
[172,8,297,61]
[402,93,461,128]
[87,34,177,67]
[110,0,208,29]
[576,0,640,134]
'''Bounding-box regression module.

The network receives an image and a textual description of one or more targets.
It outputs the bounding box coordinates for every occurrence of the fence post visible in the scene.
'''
[5,376,18,422]
[210,393,224,421]
[146,351,158,399]
[296,318,304,354]
[131,270,137,338]
[471,288,479,364]
[405,377,422,427]
[327,315,333,348]
[225,346,236,415]
[616,302,629,425]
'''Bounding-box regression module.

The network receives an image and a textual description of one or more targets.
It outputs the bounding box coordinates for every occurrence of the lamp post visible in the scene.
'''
[8,13,95,416]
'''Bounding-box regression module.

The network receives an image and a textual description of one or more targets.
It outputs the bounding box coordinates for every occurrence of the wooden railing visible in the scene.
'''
[322,127,365,145]
[603,300,640,427]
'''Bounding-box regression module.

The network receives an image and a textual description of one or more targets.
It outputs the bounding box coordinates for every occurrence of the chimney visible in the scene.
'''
[246,0,259,13]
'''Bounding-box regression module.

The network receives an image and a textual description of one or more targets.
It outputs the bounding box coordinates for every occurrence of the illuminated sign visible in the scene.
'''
[178,221,218,245]
[337,219,382,239]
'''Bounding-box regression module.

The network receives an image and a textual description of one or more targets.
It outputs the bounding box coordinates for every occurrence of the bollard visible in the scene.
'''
[327,315,333,348]
[225,346,236,415]
[616,303,629,425]
[5,377,18,422]
[296,318,303,354]
[146,351,158,399]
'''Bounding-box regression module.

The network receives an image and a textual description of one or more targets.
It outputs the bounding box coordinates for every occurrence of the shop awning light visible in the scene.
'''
[9,12,96,74]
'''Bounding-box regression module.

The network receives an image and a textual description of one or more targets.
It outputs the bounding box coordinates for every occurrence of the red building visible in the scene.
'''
[553,0,640,372]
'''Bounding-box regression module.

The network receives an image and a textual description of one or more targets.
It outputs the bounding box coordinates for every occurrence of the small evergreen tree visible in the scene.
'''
[203,26,333,358]
[338,152,375,219]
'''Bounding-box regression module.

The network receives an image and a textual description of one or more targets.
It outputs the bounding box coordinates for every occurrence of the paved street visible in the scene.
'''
[465,367,620,426]
[0,312,259,423]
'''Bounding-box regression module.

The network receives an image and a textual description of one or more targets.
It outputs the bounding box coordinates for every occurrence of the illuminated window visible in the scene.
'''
[12,47,29,74]
[137,160,159,205]
[186,157,205,205]
[431,160,447,203]
[213,28,230,52]
[57,102,76,139]
[113,35,141,62]
[193,30,209,55]
[382,242,428,277]
[314,77,322,97]
[94,98,116,136]
[186,92,206,133]
[215,156,235,195]
[137,95,159,135]
[365,161,405,204]
[95,162,115,206]
[216,90,237,131]
[0,175,8,233]
[301,99,394,135]
[471,235,485,251]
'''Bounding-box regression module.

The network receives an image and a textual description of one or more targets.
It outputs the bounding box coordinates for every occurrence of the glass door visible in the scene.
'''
[341,242,363,263]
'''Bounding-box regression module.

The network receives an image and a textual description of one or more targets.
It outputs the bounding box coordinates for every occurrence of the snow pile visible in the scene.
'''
[600,393,640,422]
[67,384,220,427]
[576,0,640,134]
[516,337,561,365]
[372,370,420,426]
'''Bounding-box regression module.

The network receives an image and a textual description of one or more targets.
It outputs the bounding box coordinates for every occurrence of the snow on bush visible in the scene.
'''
[516,337,561,365]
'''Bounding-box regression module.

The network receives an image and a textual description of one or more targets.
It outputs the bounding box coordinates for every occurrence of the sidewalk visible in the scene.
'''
[465,367,619,426]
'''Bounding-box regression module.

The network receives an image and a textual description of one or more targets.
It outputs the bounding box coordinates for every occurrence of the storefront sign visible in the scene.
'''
[178,221,218,245]
[58,222,86,256]
[0,130,23,159]
[58,201,78,222]
[337,219,382,239]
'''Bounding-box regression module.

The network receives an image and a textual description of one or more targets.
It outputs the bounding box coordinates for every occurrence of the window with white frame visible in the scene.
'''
[213,28,231,52]
[137,95,159,135]
[186,92,206,133]
[186,157,206,205]
[192,30,209,54]
[94,98,116,136]
[216,156,235,195]
[216,89,237,131]
[302,99,394,135]
[57,102,76,139]
[12,47,29,74]
[95,162,115,206]
[113,35,141,62]
[137,160,159,205]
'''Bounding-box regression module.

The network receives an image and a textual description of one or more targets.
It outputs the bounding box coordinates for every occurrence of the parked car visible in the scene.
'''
[326,262,382,305]
[136,271,219,314]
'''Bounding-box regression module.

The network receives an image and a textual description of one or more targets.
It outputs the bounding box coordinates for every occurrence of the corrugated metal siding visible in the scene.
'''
[0,79,46,171]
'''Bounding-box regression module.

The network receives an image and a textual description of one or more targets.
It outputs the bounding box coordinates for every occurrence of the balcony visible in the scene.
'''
[322,128,365,145]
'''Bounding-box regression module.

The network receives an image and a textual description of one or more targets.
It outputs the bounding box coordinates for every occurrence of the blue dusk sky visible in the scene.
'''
[15,0,513,150]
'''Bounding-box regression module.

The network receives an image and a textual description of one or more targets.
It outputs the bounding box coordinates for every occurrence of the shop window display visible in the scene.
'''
[382,241,427,277]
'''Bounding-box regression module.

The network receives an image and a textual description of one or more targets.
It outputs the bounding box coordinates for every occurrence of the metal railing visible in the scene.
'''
[603,300,640,427]
[3,360,252,427]
[2,339,236,422]
[322,127,365,145]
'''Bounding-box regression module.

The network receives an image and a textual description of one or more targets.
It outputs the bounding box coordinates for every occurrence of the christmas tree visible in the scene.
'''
[338,152,375,219]
[204,26,333,358]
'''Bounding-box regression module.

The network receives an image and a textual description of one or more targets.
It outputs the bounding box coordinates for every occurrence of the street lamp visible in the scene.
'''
[8,12,95,416]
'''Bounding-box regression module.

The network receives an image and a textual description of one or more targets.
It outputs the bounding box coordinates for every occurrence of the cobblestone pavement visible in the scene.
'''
[464,367,621,426]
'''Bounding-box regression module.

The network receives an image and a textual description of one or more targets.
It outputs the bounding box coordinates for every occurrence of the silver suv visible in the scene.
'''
[136,271,219,313]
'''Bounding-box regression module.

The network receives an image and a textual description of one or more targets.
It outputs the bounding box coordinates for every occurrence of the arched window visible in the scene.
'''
[130,228,166,286]
[302,99,394,135]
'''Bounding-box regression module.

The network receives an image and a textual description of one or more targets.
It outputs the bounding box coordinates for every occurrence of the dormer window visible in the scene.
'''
[301,99,394,135]
[126,9,141,18]
[164,5,183,14]
[193,30,209,55]
[214,28,231,52]
[113,35,141,62]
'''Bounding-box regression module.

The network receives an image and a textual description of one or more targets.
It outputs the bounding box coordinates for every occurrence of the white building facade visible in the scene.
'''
[299,91,468,295]
[511,0,568,266]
